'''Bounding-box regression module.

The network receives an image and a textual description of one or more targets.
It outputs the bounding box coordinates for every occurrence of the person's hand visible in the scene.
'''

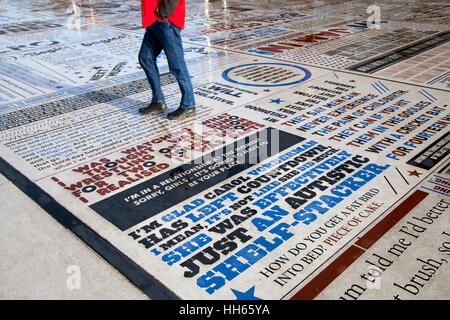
[155,9,168,22]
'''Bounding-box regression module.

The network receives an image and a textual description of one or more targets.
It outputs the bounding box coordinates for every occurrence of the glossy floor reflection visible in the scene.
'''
[0,0,449,300]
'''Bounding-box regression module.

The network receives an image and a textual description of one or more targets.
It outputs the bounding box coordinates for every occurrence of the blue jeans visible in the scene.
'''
[138,21,195,109]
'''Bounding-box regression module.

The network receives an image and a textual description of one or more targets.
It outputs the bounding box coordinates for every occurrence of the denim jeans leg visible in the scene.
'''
[155,21,195,109]
[138,27,165,103]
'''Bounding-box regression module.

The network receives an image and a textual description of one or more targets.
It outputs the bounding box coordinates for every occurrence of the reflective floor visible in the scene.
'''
[0,0,449,300]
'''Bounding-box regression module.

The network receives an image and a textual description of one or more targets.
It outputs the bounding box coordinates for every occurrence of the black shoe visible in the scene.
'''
[138,101,167,115]
[167,107,196,121]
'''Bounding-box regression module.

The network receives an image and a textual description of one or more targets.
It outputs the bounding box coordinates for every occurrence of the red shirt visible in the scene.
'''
[141,0,186,29]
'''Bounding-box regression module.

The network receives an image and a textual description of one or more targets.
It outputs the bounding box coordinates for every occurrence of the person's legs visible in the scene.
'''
[154,21,195,110]
[138,25,165,104]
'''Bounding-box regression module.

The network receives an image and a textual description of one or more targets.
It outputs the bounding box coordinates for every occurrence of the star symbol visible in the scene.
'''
[270,98,283,104]
[231,286,262,300]
[408,170,422,177]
